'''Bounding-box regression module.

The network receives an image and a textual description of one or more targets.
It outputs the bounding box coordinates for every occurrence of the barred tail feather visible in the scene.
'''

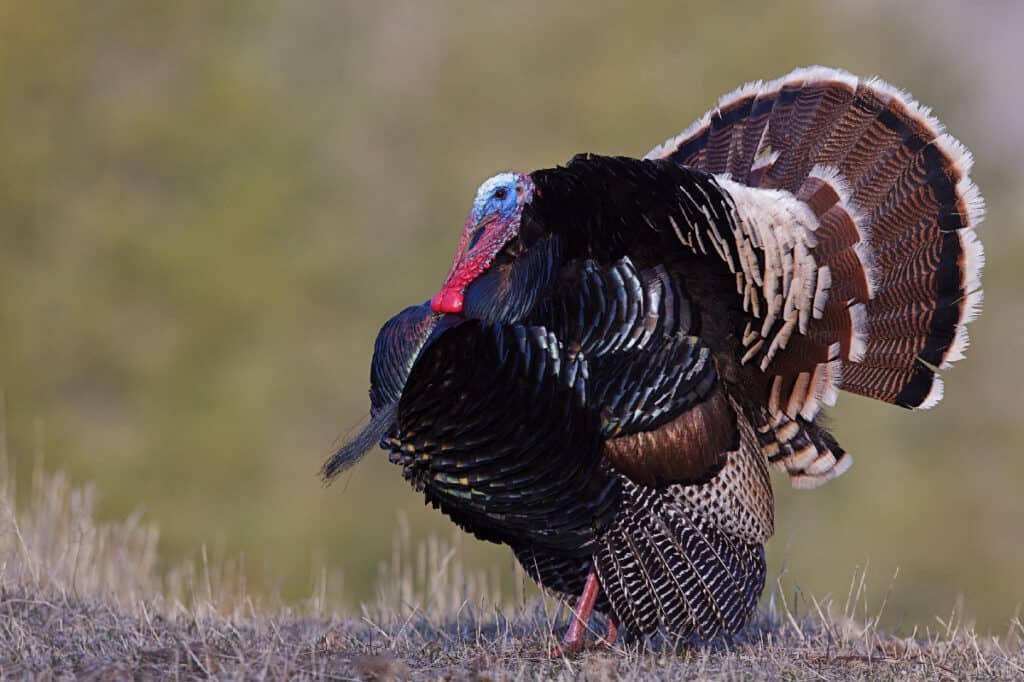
[756,410,852,489]
[649,66,985,410]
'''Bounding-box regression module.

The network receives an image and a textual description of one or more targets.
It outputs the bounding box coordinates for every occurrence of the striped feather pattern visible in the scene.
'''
[755,410,851,489]
[595,486,766,639]
[646,66,984,416]
[593,404,771,638]
[674,407,775,544]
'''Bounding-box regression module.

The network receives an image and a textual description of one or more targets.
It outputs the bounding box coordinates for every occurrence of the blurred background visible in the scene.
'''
[1,1,1021,632]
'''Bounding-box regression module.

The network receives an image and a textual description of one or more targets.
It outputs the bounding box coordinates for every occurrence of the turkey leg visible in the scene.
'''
[599,612,619,648]
[550,570,619,655]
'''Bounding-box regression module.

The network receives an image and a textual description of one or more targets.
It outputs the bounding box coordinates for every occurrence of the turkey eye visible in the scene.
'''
[494,188,508,200]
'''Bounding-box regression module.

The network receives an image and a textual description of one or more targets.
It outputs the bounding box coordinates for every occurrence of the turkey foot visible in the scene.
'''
[597,612,619,648]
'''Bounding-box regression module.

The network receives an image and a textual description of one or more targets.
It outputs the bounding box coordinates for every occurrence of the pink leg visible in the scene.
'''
[549,571,600,657]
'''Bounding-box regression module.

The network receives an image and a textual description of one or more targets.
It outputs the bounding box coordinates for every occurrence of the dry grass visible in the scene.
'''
[2,459,1023,680]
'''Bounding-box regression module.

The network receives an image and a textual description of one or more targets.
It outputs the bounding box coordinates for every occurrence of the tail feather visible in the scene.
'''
[756,410,852,489]
[765,80,856,192]
[705,87,753,176]
[824,250,873,302]
[647,66,984,412]
[815,86,887,171]
[725,88,769,182]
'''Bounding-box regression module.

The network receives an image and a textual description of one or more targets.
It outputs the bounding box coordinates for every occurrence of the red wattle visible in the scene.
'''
[431,287,464,314]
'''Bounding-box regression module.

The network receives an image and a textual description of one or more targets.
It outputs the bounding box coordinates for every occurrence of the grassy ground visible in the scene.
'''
[2,462,1023,679]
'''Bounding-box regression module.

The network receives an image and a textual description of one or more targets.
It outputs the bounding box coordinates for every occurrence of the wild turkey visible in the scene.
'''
[324,66,985,652]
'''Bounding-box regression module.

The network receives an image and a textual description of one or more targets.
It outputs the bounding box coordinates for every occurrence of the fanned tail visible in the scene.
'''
[648,66,985,411]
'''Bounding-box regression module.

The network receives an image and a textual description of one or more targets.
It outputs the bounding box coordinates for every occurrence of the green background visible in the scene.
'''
[2,1,1021,631]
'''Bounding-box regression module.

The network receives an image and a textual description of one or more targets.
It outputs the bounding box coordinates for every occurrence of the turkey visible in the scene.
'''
[324,66,985,652]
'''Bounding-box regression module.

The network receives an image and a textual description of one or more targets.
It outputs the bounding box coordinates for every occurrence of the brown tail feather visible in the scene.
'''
[647,66,984,414]
[755,409,852,489]
[765,82,857,192]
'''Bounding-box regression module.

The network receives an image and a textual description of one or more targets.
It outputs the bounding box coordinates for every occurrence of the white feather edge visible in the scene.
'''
[812,265,831,318]
[804,451,837,476]
[644,65,861,160]
[960,227,985,302]
[942,325,971,369]
[790,452,854,489]
[807,164,878,298]
[644,111,710,160]
[790,474,826,490]
[917,374,945,410]
[862,75,947,137]
[832,452,855,477]
[853,242,879,300]
[959,175,988,231]
[781,65,859,90]
[961,289,984,326]
[807,165,869,239]
[798,355,843,421]
[751,148,780,173]
[846,302,868,362]
[716,80,765,110]
[934,133,975,177]
[935,289,984,375]
[939,229,985,369]
[807,164,854,204]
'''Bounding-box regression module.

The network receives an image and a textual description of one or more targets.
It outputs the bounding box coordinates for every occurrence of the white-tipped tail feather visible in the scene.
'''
[650,65,985,485]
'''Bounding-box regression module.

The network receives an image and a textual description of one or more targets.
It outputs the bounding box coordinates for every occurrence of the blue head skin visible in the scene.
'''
[431,172,534,314]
